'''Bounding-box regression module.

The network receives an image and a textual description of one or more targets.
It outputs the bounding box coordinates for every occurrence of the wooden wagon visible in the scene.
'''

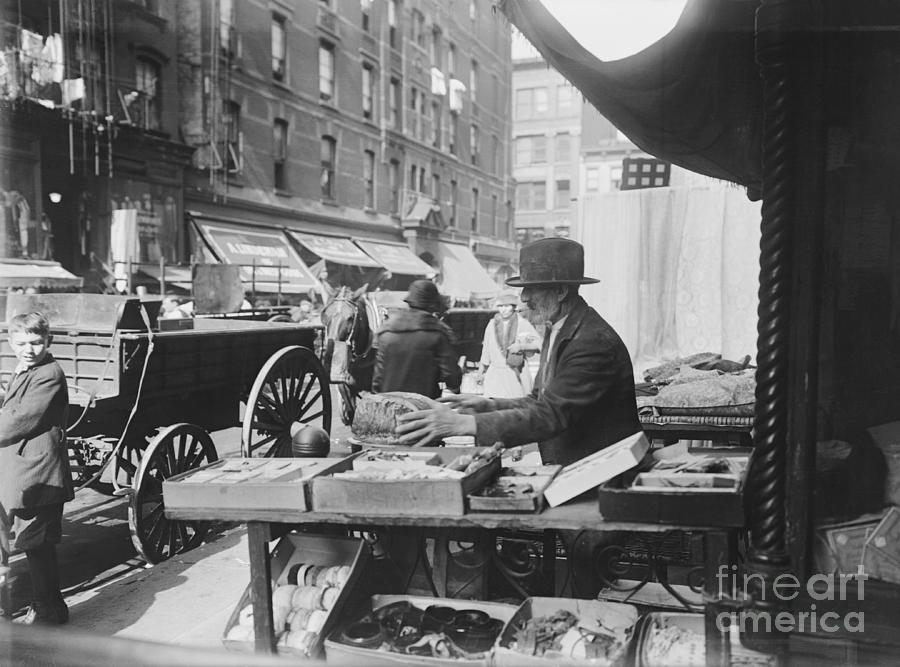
[0,293,332,564]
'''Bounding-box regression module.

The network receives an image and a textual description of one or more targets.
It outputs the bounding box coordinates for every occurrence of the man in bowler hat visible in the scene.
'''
[396,238,640,465]
[372,279,462,399]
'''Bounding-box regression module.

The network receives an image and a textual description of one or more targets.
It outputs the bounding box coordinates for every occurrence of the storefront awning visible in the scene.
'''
[192,219,321,294]
[0,260,82,290]
[288,232,382,268]
[353,240,435,277]
[433,242,500,301]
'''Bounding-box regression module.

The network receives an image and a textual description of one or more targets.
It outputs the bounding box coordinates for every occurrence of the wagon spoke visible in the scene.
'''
[251,419,282,433]
[295,374,317,412]
[300,410,324,424]
[164,441,178,478]
[249,433,278,448]
[176,521,190,550]
[177,433,187,466]
[167,523,177,558]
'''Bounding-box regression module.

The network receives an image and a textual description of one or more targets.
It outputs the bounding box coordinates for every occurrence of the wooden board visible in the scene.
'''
[468,465,561,513]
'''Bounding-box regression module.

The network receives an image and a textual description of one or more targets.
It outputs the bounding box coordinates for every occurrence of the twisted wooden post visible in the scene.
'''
[743,0,797,653]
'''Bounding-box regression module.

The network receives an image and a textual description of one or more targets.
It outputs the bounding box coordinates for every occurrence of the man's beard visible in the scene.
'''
[525,301,558,326]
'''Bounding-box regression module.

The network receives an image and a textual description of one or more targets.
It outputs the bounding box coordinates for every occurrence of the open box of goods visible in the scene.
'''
[635,612,775,667]
[493,597,639,666]
[325,594,517,666]
[163,456,356,512]
[468,465,562,513]
[596,443,751,527]
[313,444,503,516]
[223,533,370,658]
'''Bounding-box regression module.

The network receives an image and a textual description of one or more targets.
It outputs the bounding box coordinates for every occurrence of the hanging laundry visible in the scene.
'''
[62,78,85,105]
[430,67,447,96]
[19,28,43,83]
[2,48,21,99]
[448,78,466,112]
[48,34,64,83]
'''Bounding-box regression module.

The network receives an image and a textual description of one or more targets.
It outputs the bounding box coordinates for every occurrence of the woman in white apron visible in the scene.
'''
[479,292,541,398]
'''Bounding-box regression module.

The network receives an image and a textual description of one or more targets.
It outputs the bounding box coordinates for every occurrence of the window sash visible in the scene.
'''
[321,136,336,198]
[272,17,286,80]
[319,45,334,100]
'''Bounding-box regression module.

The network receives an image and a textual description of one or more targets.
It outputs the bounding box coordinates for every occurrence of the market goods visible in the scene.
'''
[643,353,721,383]
[511,608,630,662]
[653,372,755,410]
[643,624,704,666]
[351,392,434,445]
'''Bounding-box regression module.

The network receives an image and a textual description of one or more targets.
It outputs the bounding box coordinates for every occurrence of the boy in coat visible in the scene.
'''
[0,312,72,624]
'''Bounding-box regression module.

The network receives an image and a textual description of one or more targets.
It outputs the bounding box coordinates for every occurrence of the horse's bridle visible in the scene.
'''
[324,292,372,365]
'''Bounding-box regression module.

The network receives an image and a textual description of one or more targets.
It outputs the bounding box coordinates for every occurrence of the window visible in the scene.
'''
[555,179,571,209]
[469,60,478,105]
[515,87,548,119]
[492,135,500,175]
[555,133,571,163]
[611,165,622,190]
[515,136,547,165]
[418,89,427,141]
[410,87,421,139]
[432,173,441,201]
[431,101,441,148]
[449,114,458,155]
[450,179,458,226]
[272,14,286,81]
[364,150,375,208]
[134,57,160,130]
[448,43,456,76]
[430,27,442,68]
[410,164,419,192]
[419,164,427,192]
[621,157,671,189]
[390,77,401,129]
[389,159,400,214]
[219,0,234,55]
[516,181,546,210]
[362,63,375,120]
[273,118,288,190]
[321,135,336,199]
[471,187,479,231]
[586,167,600,191]
[469,124,479,165]
[319,42,335,102]
[412,10,425,48]
[222,100,241,171]
[491,194,498,236]
[557,83,574,114]
[388,0,399,48]
[491,73,499,113]
[361,0,372,32]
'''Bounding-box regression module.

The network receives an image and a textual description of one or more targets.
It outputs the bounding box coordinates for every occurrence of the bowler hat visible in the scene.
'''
[404,279,444,312]
[506,238,599,287]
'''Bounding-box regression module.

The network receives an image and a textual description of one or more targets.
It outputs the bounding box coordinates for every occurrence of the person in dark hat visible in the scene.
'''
[371,279,462,399]
[396,238,640,465]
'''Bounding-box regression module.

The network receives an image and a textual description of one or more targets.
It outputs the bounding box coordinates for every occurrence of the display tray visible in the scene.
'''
[467,465,562,513]
[596,447,751,527]
[653,402,754,417]
[163,456,356,513]
[222,533,370,659]
[325,594,518,667]
[312,446,501,516]
[635,612,775,667]
[494,597,640,667]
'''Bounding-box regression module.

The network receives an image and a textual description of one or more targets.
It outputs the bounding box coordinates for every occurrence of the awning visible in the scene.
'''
[433,242,500,301]
[0,260,83,290]
[498,0,762,197]
[192,219,321,294]
[288,232,382,268]
[353,240,435,277]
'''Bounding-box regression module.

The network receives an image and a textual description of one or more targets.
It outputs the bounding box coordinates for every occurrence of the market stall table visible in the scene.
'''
[166,497,738,664]
[639,414,754,445]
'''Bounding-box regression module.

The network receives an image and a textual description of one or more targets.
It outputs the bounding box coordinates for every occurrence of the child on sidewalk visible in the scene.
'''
[0,312,73,625]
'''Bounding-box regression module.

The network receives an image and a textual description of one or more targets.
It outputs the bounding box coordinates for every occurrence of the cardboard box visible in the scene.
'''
[312,446,501,516]
[493,597,639,666]
[468,465,562,513]
[596,447,750,527]
[163,456,356,513]
[325,594,518,667]
[543,432,649,508]
[223,533,370,658]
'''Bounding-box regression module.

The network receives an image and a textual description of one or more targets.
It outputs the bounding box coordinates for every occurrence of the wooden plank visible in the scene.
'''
[247,522,276,654]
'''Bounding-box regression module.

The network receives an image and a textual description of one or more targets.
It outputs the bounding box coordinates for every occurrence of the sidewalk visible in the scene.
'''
[64,524,250,649]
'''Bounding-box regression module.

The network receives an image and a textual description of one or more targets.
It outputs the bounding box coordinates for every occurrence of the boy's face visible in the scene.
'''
[9,330,50,369]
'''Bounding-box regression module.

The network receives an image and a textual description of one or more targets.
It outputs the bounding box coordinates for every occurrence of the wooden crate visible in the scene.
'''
[468,465,561,514]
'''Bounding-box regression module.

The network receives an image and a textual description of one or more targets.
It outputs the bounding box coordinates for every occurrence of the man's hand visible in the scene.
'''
[439,393,494,414]
[395,403,476,447]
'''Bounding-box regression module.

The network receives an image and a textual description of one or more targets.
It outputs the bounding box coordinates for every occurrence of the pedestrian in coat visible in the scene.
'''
[478,291,541,399]
[372,279,462,399]
[395,238,641,465]
[0,312,72,624]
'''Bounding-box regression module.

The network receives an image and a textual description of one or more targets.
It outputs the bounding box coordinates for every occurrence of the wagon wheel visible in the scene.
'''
[241,345,332,457]
[128,423,218,564]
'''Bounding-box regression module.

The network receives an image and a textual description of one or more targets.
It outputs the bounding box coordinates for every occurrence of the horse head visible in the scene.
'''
[321,284,369,368]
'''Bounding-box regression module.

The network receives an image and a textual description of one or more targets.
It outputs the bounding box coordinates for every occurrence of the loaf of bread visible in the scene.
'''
[351,392,434,445]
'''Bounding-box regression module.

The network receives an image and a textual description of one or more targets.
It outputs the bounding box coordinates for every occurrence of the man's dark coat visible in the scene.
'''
[373,309,462,399]
[475,296,641,465]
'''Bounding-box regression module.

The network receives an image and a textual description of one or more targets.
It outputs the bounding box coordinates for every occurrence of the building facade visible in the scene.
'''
[1,0,517,299]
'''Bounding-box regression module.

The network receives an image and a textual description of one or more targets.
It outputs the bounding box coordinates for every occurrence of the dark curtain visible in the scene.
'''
[498,0,763,198]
